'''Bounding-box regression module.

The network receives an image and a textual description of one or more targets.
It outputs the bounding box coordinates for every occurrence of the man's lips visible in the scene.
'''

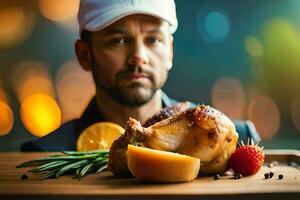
[120,73,149,80]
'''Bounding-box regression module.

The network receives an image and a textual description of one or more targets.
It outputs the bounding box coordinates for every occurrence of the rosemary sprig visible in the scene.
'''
[17,150,109,180]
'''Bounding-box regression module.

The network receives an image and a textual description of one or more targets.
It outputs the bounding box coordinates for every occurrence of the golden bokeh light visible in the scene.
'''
[211,77,245,120]
[248,95,280,139]
[39,0,79,22]
[291,96,300,132]
[0,101,14,136]
[11,60,55,103]
[55,60,95,122]
[18,76,54,104]
[0,3,36,49]
[245,36,263,57]
[20,93,61,137]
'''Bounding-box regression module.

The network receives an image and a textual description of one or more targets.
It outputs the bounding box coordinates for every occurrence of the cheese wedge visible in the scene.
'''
[127,145,200,182]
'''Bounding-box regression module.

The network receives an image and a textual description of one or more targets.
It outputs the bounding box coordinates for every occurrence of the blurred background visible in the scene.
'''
[0,0,300,151]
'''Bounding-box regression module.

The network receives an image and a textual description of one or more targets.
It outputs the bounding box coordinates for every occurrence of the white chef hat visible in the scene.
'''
[78,0,178,35]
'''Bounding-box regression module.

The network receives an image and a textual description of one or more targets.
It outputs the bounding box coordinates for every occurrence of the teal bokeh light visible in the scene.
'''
[197,11,230,43]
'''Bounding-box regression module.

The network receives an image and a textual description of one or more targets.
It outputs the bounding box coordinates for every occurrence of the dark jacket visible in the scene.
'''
[21,92,260,151]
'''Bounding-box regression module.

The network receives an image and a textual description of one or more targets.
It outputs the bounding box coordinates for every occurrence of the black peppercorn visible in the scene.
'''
[234,173,242,179]
[278,174,283,180]
[269,172,274,178]
[21,174,28,180]
[213,174,220,180]
[264,173,269,179]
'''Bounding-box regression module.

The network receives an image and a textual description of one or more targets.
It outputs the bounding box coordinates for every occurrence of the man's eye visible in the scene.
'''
[110,38,127,45]
[146,37,161,45]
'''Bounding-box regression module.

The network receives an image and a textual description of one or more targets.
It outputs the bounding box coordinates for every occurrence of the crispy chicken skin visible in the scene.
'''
[108,105,238,176]
[143,101,191,127]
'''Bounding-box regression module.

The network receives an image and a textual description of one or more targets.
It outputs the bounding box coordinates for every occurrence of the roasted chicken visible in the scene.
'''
[108,102,192,176]
[108,104,238,176]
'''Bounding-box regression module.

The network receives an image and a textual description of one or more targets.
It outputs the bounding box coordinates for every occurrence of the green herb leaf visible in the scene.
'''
[17,150,109,180]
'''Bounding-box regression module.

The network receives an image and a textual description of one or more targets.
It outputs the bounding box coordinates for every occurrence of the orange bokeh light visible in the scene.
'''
[11,60,55,103]
[0,5,36,48]
[18,76,54,103]
[212,77,245,120]
[55,60,95,122]
[247,95,280,139]
[20,93,61,137]
[0,101,14,136]
[39,0,79,22]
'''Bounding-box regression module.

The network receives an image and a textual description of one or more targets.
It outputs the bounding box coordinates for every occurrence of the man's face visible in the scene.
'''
[86,14,173,106]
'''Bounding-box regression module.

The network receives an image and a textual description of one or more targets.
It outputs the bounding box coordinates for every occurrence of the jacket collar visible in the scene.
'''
[77,91,176,133]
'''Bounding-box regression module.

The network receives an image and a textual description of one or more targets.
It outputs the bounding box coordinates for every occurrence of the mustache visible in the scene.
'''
[116,64,154,80]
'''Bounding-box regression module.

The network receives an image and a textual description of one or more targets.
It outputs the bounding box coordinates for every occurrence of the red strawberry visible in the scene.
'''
[229,143,265,176]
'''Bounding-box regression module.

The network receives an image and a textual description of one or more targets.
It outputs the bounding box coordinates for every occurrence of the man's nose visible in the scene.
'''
[128,41,149,66]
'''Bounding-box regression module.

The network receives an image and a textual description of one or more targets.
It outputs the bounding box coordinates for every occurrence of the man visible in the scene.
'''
[21,0,260,151]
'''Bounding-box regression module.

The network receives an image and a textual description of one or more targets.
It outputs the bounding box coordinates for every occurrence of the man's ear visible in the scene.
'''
[75,40,92,71]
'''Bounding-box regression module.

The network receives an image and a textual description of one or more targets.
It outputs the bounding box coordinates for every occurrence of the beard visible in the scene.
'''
[100,81,156,107]
[90,54,167,107]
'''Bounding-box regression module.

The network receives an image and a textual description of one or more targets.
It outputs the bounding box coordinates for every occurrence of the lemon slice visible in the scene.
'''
[76,122,125,151]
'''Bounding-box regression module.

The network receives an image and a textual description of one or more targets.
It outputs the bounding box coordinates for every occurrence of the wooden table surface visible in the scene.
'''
[0,150,300,200]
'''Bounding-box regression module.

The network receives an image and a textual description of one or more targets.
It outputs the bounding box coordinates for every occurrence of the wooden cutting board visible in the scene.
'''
[0,150,299,200]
